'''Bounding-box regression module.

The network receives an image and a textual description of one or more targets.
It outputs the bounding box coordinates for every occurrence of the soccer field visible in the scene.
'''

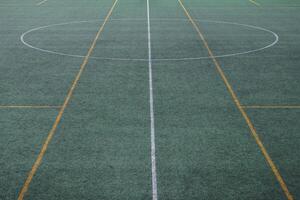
[1,0,300,199]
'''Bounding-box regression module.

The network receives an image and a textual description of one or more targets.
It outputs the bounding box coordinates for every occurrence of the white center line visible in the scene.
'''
[37,0,48,6]
[146,0,158,199]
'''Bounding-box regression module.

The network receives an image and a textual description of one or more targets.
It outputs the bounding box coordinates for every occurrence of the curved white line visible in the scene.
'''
[20,20,103,59]
[20,18,279,61]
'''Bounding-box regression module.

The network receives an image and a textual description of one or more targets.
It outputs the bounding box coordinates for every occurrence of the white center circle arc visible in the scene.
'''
[20,18,279,61]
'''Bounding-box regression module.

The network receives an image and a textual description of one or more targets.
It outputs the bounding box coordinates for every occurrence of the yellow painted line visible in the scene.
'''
[0,105,61,109]
[243,105,300,109]
[36,0,48,6]
[249,0,260,6]
[178,0,294,199]
[17,0,118,199]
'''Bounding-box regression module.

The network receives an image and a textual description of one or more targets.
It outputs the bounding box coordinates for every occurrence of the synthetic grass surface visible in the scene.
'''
[0,0,299,199]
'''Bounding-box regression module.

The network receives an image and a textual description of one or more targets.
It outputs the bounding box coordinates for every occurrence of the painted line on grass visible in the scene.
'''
[249,0,260,7]
[146,0,158,200]
[178,0,294,199]
[0,105,61,109]
[243,105,300,109]
[36,0,48,6]
[17,1,118,199]
[20,18,278,61]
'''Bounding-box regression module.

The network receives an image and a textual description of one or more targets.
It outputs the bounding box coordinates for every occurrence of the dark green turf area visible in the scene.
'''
[0,109,58,200]
[0,0,300,199]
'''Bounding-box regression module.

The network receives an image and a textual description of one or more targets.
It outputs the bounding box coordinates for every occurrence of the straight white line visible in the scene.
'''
[37,0,48,6]
[146,0,158,199]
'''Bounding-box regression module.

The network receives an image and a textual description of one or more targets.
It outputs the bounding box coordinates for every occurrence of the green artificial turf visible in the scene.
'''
[0,0,300,199]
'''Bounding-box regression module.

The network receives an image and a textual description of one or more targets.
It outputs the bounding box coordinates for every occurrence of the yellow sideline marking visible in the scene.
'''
[17,0,118,199]
[0,105,60,109]
[36,0,48,6]
[249,0,260,6]
[243,105,300,109]
[178,0,293,199]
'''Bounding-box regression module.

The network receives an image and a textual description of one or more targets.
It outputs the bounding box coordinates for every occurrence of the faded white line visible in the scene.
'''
[20,19,278,61]
[37,0,48,6]
[147,0,158,199]
[249,0,260,6]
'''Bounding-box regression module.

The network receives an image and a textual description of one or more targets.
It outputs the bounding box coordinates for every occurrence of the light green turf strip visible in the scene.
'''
[0,0,109,198]
[25,61,152,200]
[21,1,152,200]
[0,0,112,105]
[185,0,300,198]
[151,0,286,199]
[191,1,300,106]
[153,60,285,200]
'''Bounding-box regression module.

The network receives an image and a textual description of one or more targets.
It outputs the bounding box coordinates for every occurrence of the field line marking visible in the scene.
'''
[17,0,118,199]
[146,0,158,200]
[37,0,48,6]
[21,18,278,61]
[0,105,61,109]
[243,105,300,109]
[178,0,293,199]
[249,0,260,6]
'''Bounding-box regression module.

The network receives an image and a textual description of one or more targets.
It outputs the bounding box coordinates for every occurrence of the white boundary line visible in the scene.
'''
[147,0,158,200]
[20,18,279,61]
[36,0,48,6]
